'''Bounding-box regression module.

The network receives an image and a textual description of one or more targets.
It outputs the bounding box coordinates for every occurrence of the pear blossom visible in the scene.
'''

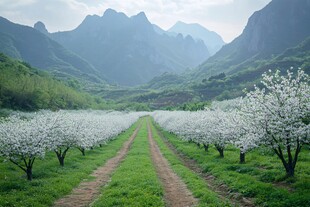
[0,111,58,180]
[242,68,309,176]
[0,110,144,179]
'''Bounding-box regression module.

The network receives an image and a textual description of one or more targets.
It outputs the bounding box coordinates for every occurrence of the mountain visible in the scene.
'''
[191,37,310,101]
[136,0,310,107]
[34,21,49,35]
[168,21,225,55]
[196,0,310,79]
[0,16,103,83]
[47,9,209,86]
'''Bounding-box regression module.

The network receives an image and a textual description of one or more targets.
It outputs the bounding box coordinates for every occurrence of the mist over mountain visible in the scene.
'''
[47,9,209,86]
[130,0,310,107]
[0,17,102,83]
[168,21,225,55]
[196,0,310,78]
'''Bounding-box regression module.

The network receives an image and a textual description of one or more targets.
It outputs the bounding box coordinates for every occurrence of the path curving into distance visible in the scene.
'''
[147,121,197,207]
[53,125,141,207]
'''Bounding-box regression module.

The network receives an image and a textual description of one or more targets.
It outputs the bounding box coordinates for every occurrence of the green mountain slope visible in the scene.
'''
[0,53,104,111]
[0,17,104,84]
[191,37,310,101]
[133,36,310,109]
[140,72,186,90]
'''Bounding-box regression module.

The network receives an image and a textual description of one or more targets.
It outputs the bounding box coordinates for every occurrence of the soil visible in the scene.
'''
[154,126,255,207]
[53,126,141,207]
[147,122,198,207]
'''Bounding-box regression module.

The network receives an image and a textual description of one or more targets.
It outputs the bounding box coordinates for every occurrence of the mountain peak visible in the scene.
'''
[130,11,151,30]
[103,8,118,17]
[34,21,48,34]
[168,21,225,55]
[101,8,129,24]
[136,11,147,18]
[175,21,187,26]
[131,11,149,22]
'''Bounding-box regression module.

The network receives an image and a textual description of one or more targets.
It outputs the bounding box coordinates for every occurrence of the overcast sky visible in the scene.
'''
[0,0,272,43]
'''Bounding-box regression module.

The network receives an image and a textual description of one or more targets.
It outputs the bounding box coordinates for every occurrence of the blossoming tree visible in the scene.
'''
[0,112,56,180]
[243,68,309,176]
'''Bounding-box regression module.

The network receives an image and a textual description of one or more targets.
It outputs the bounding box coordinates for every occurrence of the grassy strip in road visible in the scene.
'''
[150,119,230,207]
[154,122,310,207]
[92,118,164,207]
[0,120,141,207]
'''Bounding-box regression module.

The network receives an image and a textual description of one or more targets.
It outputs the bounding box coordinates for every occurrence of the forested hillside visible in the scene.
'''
[0,53,104,111]
[190,37,310,101]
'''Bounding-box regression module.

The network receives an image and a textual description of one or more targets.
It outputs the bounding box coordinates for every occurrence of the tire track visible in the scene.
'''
[147,122,197,207]
[54,125,141,207]
[154,124,255,207]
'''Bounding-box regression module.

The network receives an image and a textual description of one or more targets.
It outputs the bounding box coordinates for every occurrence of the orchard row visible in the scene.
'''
[0,110,145,180]
[153,69,309,177]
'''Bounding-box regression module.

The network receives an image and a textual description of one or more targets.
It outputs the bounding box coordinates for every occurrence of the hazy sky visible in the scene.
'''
[0,0,272,43]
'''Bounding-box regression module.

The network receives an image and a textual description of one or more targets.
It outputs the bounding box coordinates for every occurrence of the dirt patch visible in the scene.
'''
[53,126,141,207]
[272,181,294,192]
[154,126,255,207]
[147,122,197,207]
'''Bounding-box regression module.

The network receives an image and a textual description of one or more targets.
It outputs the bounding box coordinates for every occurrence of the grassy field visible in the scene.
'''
[92,118,164,207]
[154,121,310,207]
[0,120,140,207]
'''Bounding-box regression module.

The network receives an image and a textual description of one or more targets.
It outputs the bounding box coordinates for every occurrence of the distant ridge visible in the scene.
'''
[168,21,225,55]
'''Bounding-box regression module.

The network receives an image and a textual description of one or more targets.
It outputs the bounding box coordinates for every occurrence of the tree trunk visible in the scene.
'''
[57,156,65,167]
[55,148,69,167]
[285,164,294,177]
[203,144,209,152]
[219,149,224,158]
[26,166,32,181]
[240,151,245,164]
[215,145,224,158]
[273,143,301,178]
[79,148,85,156]
[9,158,35,181]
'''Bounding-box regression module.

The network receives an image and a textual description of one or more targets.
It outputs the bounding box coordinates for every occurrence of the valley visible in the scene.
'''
[0,0,309,206]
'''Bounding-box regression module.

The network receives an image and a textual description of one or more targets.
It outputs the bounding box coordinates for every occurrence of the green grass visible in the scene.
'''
[150,119,230,207]
[0,120,140,207]
[92,118,164,207]
[154,122,310,207]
